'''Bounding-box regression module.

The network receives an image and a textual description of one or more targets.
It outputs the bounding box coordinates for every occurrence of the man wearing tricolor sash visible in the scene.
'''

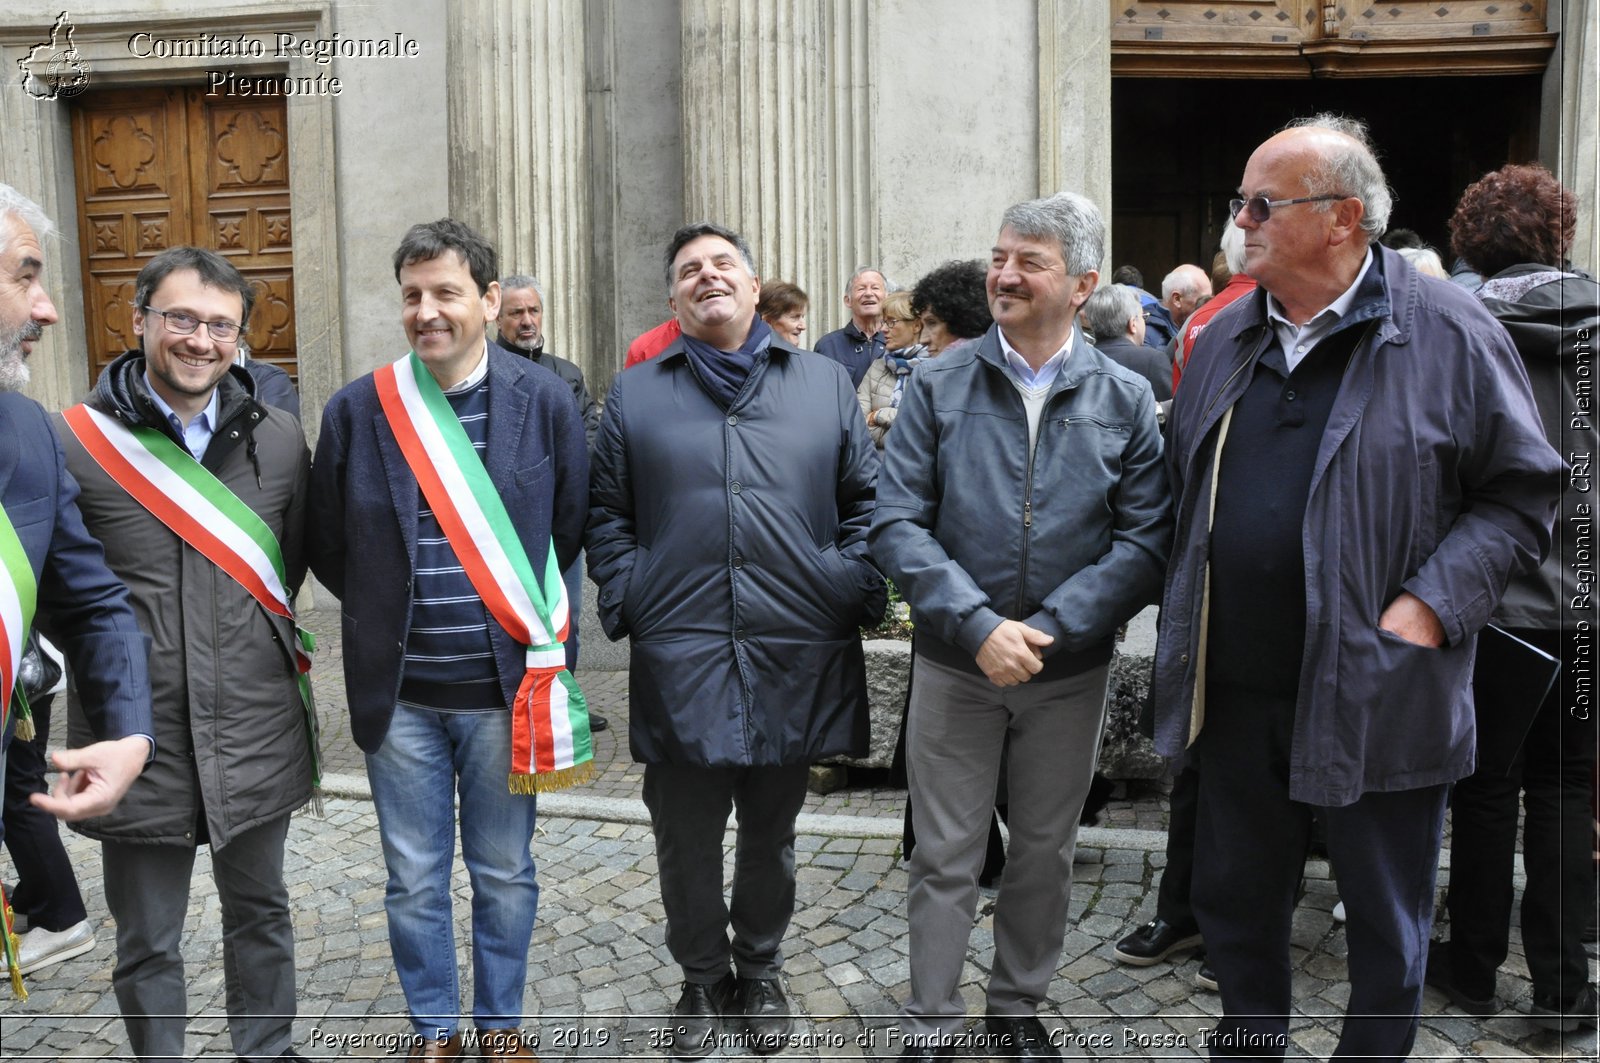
[55,246,314,1062]
[588,222,883,1058]
[0,184,154,996]
[309,220,589,1062]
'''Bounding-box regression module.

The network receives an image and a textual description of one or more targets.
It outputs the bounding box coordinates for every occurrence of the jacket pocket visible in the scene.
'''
[621,544,653,634]
[515,456,552,487]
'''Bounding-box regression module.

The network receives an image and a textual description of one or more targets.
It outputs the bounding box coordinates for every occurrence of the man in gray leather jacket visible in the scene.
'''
[871,192,1171,1060]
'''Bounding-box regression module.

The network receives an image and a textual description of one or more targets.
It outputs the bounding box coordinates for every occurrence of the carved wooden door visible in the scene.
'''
[70,87,297,385]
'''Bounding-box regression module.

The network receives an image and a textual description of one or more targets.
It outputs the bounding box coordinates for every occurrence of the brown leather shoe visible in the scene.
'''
[407,1032,463,1060]
[478,1028,539,1061]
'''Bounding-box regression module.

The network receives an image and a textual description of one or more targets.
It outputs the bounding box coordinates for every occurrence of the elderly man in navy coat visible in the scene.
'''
[588,221,883,1059]
[1154,116,1563,1059]
[0,184,151,828]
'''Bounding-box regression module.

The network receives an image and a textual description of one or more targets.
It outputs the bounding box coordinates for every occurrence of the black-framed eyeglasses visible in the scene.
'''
[1229,193,1347,224]
[142,305,243,343]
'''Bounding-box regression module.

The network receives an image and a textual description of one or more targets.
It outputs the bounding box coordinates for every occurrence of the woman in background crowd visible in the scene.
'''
[757,281,809,348]
[910,259,992,357]
[1427,162,1599,1033]
[856,291,927,449]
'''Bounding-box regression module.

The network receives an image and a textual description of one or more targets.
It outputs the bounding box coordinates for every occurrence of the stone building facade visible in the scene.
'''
[1,1,1592,432]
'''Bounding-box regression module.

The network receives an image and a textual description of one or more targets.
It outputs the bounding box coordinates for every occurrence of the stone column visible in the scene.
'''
[1038,0,1113,261]
[1558,0,1597,274]
[823,0,876,305]
[447,0,594,380]
[679,0,835,321]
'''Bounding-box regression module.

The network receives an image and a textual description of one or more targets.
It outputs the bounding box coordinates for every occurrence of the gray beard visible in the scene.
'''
[502,336,543,356]
[0,320,37,392]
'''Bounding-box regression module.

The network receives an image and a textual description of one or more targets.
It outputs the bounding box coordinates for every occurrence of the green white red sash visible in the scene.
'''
[0,501,37,997]
[375,351,592,793]
[0,502,36,746]
[59,404,322,798]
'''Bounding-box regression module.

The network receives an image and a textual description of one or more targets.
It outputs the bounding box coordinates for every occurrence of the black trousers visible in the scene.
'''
[1445,627,1597,1005]
[1192,683,1447,1061]
[642,763,810,983]
[1155,764,1199,932]
[2,692,89,931]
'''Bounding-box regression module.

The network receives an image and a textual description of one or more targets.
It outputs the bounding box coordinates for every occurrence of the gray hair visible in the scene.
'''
[846,265,891,291]
[1398,246,1448,279]
[664,221,757,292]
[1160,264,1208,302]
[1000,192,1105,276]
[0,183,54,256]
[1082,284,1142,340]
[500,274,544,300]
[1220,219,1247,275]
[1284,113,1394,242]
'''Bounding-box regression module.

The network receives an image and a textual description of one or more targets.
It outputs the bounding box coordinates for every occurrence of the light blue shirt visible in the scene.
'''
[1266,248,1375,373]
[997,325,1075,393]
[143,371,220,462]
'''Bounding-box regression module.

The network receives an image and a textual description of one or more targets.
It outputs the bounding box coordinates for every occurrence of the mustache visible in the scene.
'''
[19,320,43,342]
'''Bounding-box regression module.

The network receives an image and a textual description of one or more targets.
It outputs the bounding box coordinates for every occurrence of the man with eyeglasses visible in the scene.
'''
[1153,115,1561,1058]
[54,245,315,1062]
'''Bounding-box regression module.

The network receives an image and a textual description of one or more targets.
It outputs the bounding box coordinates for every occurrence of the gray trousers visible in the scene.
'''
[102,813,296,1062]
[642,763,810,983]
[900,655,1111,1041]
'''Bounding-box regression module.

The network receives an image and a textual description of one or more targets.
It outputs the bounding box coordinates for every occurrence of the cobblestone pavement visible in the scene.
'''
[4,608,1594,1059]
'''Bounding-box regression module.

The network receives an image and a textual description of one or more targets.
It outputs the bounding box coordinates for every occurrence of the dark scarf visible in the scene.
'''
[680,317,774,409]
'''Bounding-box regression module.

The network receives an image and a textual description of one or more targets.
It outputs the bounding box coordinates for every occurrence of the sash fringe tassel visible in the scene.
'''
[509,759,596,795]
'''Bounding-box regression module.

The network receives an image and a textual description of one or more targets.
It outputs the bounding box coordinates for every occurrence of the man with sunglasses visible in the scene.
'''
[55,246,314,1062]
[1153,116,1561,1058]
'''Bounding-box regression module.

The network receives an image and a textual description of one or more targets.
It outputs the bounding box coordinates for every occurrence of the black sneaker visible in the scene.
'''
[1529,983,1599,1033]
[670,973,735,1059]
[1113,918,1203,966]
[1194,959,1218,992]
[1422,942,1497,1016]
[734,976,792,1054]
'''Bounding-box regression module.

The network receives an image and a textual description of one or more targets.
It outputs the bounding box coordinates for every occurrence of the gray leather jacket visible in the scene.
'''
[870,326,1172,680]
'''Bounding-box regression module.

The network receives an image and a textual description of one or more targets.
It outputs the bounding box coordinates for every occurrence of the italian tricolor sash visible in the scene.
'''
[59,405,322,801]
[375,352,592,793]
[0,501,38,997]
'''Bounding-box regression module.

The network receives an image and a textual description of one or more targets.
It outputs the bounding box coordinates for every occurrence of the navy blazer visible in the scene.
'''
[0,391,150,741]
[308,345,589,752]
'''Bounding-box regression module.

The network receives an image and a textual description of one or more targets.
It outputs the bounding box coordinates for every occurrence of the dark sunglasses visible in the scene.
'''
[1229,193,1347,224]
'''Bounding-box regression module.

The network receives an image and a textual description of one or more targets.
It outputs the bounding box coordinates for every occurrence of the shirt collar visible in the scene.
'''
[143,369,221,434]
[1265,247,1375,333]
[997,325,1075,390]
[442,340,491,395]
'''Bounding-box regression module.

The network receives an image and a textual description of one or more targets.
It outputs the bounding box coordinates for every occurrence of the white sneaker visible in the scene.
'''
[16,920,96,974]
[1332,901,1347,924]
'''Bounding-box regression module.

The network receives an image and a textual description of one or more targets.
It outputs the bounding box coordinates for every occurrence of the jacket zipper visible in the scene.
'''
[1016,404,1045,618]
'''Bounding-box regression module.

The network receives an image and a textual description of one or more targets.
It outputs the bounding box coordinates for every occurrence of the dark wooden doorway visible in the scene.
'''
[69,86,297,386]
[1110,74,1544,287]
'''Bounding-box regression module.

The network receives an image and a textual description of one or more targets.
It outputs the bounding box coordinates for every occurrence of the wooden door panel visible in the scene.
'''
[191,91,296,376]
[239,270,296,375]
[84,274,139,356]
[71,88,296,385]
[205,102,290,192]
[71,87,192,382]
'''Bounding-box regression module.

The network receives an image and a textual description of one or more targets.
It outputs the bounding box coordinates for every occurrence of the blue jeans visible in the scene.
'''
[366,705,540,1037]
